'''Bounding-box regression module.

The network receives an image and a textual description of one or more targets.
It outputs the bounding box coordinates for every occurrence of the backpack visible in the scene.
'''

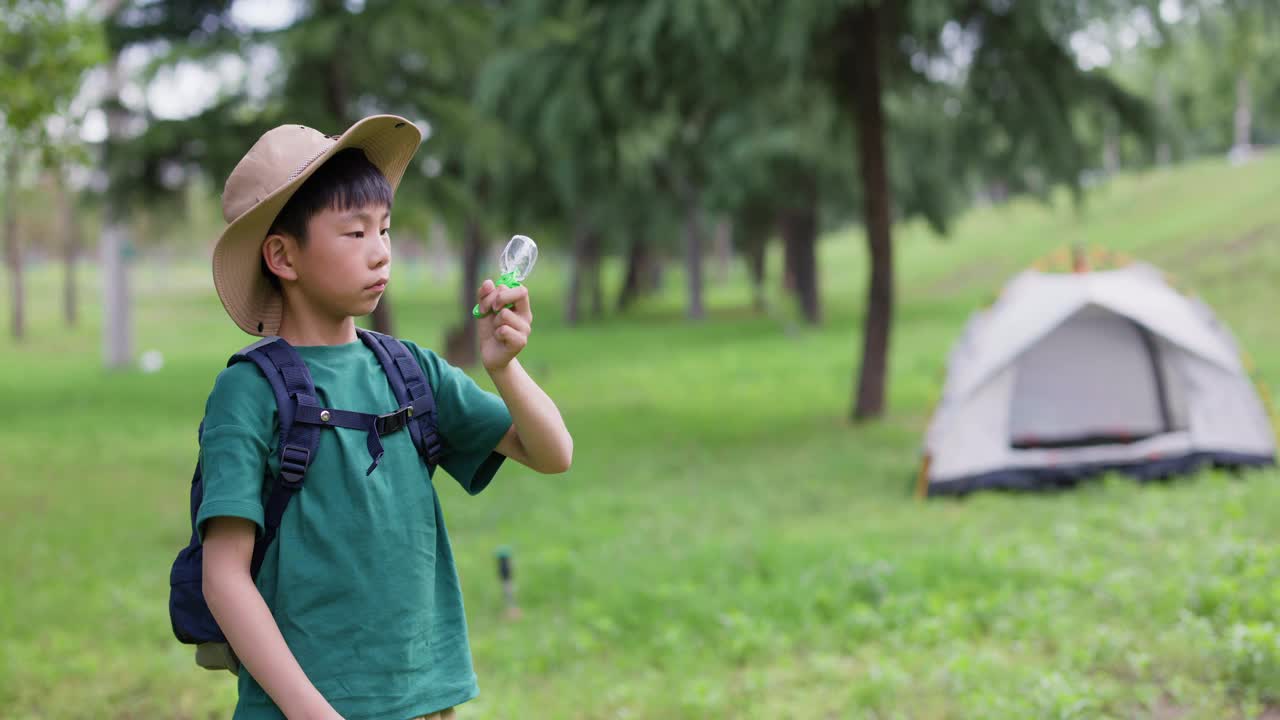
[168,329,445,674]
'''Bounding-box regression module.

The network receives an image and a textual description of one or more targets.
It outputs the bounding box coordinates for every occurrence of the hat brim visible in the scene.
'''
[213,115,423,337]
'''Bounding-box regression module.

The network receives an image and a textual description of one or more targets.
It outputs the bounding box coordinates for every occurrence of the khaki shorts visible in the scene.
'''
[409,710,455,720]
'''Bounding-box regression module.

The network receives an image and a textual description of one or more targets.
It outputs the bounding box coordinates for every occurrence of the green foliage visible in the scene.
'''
[476,0,778,253]
[103,0,519,239]
[928,3,1150,201]
[102,0,1268,258]
[104,0,238,52]
[0,0,104,162]
[1109,1,1280,158]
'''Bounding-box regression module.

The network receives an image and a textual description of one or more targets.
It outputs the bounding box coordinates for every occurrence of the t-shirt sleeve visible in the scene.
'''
[194,362,276,543]
[410,343,513,496]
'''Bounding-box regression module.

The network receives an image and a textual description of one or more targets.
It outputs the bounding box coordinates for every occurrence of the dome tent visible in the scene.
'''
[920,259,1276,497]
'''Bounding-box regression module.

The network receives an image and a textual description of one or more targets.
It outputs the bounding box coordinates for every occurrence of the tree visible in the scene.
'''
[773,1,1151,420]
[100,45,140,369]
[51,169,80,327]
[1197,0,1280,158]
[482,1,776,323]
[1111,2,1280,160]
[476,2,640,325]
[0,0,103,341]
[612,1,767,322]
[701,81,857,324]
[1,149,17,339]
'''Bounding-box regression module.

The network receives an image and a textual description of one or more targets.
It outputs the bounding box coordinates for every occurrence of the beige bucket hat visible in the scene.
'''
[213,114,423,336]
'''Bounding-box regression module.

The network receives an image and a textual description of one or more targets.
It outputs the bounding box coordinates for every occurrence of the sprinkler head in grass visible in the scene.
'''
[473,235,538,318]
[496,545,522,620]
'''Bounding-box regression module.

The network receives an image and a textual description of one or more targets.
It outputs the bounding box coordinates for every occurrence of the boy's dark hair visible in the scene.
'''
[262,148,394,287]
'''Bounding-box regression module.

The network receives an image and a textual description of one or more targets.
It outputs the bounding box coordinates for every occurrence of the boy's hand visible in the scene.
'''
[476,278,532,371]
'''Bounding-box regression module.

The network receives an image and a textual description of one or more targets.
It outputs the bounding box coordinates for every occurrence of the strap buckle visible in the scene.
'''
[280,444,311,485]
[375,405,413,436]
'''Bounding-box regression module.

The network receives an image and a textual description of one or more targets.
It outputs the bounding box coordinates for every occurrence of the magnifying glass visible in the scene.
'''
[473,234,538,318]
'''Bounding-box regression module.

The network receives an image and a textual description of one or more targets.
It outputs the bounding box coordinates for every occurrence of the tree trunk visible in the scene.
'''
[738,201,775,313]
[565,224,598,325]
[101,215,133,366]
[744,230,767,313]
[779,177,820,324]
[1102,118,1120,175]
[55,170,78,327]
[565,225,585,326]
[588,249,604,320]
[781,227,796,295]
[1233,70,1252,154]
[103,57,133,368]
[848,4,894,421]
[3,149,22,341]
[683,185,705,321]
[444,218,482,367]
[1154,69,1172,166]
[713,218,733,284]
[648,253,664,293]
[742,219,768,313]
[101,220,132,366]
[617,231,652,311]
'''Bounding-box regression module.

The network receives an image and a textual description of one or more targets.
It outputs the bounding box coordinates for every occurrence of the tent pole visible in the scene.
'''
[915,453,932,500]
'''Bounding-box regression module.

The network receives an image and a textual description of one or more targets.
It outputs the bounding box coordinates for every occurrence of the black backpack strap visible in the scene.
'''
[357,329,445,467]
[228,336,321,579]
[292,402,413,476]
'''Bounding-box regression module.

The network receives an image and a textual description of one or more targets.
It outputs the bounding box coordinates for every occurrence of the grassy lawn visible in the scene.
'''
[3,152,1280,719]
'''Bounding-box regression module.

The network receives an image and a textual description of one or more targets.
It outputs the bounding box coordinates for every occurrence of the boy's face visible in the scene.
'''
[286,203,392,320]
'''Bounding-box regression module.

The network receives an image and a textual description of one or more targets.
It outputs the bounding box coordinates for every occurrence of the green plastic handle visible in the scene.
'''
[472,270,522,318]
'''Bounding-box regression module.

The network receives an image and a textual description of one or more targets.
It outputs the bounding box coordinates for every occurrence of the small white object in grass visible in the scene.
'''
[140,350,165,373]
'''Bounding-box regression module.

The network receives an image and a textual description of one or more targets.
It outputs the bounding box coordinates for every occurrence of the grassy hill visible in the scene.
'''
[3,152,1280,718]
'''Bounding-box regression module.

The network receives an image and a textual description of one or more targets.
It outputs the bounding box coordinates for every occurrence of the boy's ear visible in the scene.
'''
[263,232,299,283]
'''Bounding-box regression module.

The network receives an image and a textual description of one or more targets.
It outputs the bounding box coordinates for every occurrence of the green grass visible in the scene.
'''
[4,152,1280,719]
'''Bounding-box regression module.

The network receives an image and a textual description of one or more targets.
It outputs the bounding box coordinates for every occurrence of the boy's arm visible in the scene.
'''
[476,280,573,474]
[489,358,573,473]
[203,518,343,720]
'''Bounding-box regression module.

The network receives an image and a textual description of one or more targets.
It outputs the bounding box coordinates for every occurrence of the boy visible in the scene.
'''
[199,114,572,719]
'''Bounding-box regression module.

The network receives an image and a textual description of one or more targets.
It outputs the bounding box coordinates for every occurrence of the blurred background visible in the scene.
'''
[3,0,1280,718]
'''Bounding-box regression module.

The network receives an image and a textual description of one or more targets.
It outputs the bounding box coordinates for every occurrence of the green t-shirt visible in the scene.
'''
[196,338,512,720]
